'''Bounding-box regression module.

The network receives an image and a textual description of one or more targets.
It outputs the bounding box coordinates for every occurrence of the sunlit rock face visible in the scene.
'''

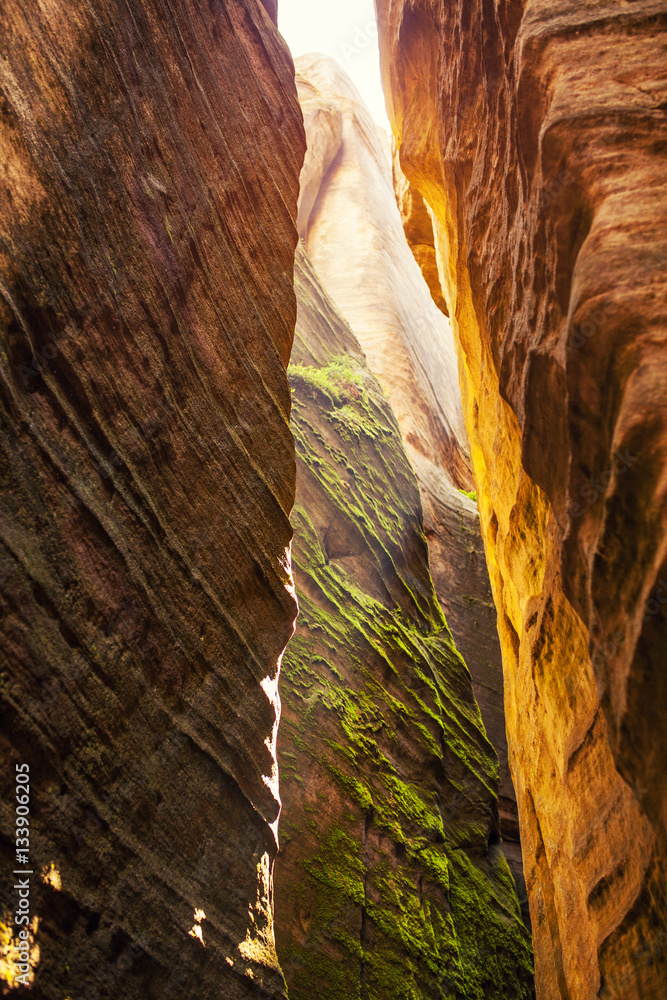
[390,149,528,914]
[0,1,304,997]
[274,242,534,1000]
[392,144,448,318]
[375,0,667,996]
[295,53,469,491]
[293,53,527,916]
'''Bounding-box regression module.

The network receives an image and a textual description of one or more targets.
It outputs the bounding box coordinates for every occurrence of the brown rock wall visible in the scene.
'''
[376,0,667,996]
[0,1,304,996]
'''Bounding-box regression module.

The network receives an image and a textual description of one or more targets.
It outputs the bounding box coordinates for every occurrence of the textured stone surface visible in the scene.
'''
[392,144,448,317]
[274,242,533,1000]
[376,1,667,997]
[391,144,526,910]
[412,450,528,918]
[0,1,304,997]
[294,54,526,917]
[296,54,470,492]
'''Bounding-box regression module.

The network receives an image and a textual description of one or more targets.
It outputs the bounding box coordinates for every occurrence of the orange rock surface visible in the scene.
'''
[392,144,449,317]
[0,1,304,996]
[376,1,667,997]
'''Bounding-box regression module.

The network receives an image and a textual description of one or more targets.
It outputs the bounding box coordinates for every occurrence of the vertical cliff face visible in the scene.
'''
[295,54,470,492]
[392,144,448,318]
[375,1,667,997]
[0,1,304,997]
[274,242,533,1000]
[391,149,526,907]
[292,53,526,915]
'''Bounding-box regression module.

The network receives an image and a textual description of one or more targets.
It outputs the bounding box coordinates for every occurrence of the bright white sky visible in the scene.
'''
[277,0,390,129]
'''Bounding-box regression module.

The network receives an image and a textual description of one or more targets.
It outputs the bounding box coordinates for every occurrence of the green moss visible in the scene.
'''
[279,330,533,999]
[289,356,364,406]
[332,929,364,961]
[447,849,534,998]
[303,827,366,906]
[324,761,374,811]
[458,489,478,503]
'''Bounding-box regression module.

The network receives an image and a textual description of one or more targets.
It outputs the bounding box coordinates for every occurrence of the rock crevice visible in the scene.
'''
[275,241,534,1000]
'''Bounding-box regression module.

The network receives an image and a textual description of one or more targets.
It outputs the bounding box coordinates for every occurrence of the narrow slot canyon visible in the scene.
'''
[0,2,665,1000]
[274,52,531,998]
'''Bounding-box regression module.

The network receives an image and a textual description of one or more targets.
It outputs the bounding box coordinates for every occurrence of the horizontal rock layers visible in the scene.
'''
[274,242,533,999]
[0,1,304,997]
[376,1,667,997]
[292,53,527,917]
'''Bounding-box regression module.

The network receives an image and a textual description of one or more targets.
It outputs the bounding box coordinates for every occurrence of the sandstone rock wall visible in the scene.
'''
[295,54,470,492]
[375,1,667,996]
[274,242,533,1000]
[292,54,527,915]
[0,1,304,996]
[392,144,448,318]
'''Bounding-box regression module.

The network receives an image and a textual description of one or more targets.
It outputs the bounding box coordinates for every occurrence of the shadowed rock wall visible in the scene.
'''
[375,0,667,996]
[0,1,304,996]
[274,242,533,1000]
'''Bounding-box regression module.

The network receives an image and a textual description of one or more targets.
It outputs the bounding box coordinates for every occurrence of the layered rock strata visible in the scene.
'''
[274,242,533,999]
[376,1,667,997]
[292,54,526,911]
[392,142,529,915]
[0,1,304,997]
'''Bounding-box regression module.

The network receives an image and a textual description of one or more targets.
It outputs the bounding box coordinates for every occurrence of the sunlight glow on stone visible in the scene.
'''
[277,0,389,128]
[188,909,206,947]
[41,864,61,891]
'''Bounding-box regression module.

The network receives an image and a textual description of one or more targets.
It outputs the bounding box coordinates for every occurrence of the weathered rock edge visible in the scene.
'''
[293,52,528,924]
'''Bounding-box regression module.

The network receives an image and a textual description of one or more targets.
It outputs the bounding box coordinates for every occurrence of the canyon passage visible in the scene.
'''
[0,2,665,1000]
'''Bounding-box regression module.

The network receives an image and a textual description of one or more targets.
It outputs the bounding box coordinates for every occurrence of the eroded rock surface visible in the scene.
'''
[292,54,526,913]
[274,242,533,999]
[392,144,448,318]
[0,1,304,996]
[376,1,667,996]
[296,54,470,492]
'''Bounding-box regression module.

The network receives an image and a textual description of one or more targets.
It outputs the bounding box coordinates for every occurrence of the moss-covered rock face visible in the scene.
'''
[274,246,534,999]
